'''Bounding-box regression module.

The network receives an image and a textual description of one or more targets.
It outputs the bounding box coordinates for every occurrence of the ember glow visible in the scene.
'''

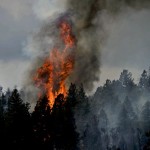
[33,21,76,107]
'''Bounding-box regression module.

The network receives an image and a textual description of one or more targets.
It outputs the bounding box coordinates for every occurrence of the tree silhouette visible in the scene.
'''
[119,69,135,89]
[31,95,52,149]
[139,70,148,88]
[51,91,79,150]
[5,89,31,149]
[0,93,5,147]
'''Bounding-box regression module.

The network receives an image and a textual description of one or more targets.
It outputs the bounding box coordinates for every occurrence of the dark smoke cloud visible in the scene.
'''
[66,0,150,92]
[66,0,103,92]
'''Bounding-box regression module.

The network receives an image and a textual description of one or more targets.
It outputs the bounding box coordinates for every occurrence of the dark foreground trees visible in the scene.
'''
[4,89,31,150]
[51,93,78,150]
[0,85,79,150]
[31,95,52,149]
[2,69,150,149]
[31,92,78,150]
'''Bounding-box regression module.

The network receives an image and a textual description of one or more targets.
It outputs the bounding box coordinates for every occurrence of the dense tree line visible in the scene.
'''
[1,69,150,149]
[80,69,150,150]
[0,84,80,150]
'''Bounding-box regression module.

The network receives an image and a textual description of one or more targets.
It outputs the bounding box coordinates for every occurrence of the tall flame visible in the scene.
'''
[33,21,76,107]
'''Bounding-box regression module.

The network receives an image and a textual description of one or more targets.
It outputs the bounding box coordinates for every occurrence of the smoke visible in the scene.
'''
[0,59,30,90]
[24,0,103,98]
[21,0,150,148]
[66,0,150,92]
[25,0,104,94]
[64,0,150,148]
[23,0,150,104]
[66,0,102,92]
[33,0,67,20]
[0,0,34,19]
[21,1,150,148]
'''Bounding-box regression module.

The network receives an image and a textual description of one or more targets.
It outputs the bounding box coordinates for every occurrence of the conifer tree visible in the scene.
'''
[5,88,31,149]
[141,101,150,122]
[139,70,148,88]
[51,84,79,150]
[0,94,5,147]
[31,95,52,149]
[119,69,135,89]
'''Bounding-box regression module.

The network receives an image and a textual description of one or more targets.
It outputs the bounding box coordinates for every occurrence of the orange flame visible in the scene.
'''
[33,21,76,107]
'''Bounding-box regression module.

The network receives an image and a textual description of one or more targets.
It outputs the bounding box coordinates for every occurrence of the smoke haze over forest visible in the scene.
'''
[0,0,150,150]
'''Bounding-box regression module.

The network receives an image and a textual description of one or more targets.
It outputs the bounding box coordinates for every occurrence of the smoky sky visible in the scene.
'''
[0,0,39,60]
[0,0,150,91]
[102,9,150,69]
[99,8,150,86]
[0,0,39,89]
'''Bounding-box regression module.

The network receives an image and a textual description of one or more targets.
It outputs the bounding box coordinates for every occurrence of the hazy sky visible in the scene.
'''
[100,8,150,85]
[0,0,150,91]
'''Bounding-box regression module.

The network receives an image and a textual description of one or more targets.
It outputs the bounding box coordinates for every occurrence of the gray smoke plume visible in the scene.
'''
[66,0,102,92]
[66,0,150,92]
[24,0,103,99]
[23,0,150,107]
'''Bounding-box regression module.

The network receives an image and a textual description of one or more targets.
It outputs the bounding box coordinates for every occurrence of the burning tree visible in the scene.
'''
[33,20,76,108]
[31,84,79,150]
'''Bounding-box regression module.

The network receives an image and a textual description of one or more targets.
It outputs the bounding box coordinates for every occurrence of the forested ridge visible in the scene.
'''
[1,69,150,149]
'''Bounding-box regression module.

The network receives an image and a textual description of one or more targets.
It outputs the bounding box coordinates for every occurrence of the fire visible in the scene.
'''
[33,21,76,107]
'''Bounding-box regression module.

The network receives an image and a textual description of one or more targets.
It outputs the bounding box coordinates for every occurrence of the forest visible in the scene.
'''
[1,69,150,150]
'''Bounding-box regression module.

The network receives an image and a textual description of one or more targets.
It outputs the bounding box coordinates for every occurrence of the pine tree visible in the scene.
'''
[139,70,148,88]
[119,69,134,89]
[31,95,52,149]
[76,84,90,128]
[1,93,6,108]
[51,84,79,150]
[118,136,127,150]
[141,101,150,131]
[118,105,130,132]
[118,97,137,130]
[141,101,150,122]
[123,96,137,120]
[99,109,108,130]
[66,83,78,107]
[118,97,138,150]
[83,116,102,150]
[102,79,114,100]
[143,130,150,150]
[5,88,31,149]
[77,84,89,115]
[51,94,66,149]
[65,88,79,150]
[0,93,5,147]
